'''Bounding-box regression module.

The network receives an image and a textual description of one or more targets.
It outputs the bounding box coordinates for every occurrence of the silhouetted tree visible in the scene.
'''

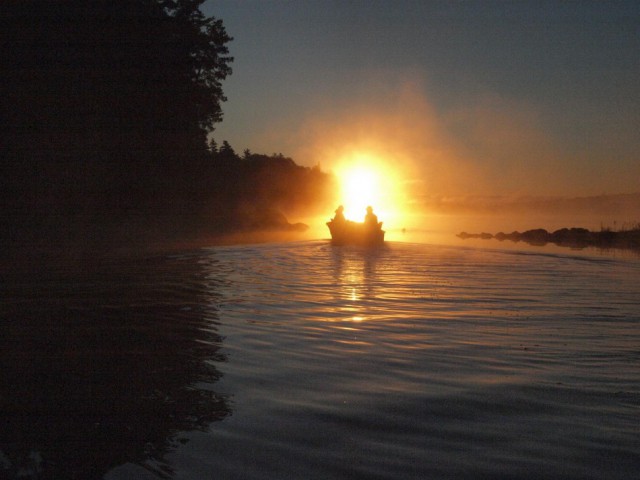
[157,0,233,133]
[0,0,232,241]
[218,140,239,161]
[0,1,338,247]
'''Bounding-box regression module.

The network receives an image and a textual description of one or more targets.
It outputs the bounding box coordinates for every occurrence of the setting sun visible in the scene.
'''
[332,153,407,228]
[340,166,380,220]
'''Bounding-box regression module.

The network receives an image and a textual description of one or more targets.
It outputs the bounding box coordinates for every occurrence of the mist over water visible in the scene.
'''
[2,240,639,479]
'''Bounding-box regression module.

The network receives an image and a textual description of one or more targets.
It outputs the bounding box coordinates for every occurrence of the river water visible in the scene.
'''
[1,241,639,479]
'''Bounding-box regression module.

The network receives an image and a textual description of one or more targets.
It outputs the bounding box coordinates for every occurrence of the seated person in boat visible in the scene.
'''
[332,205,346,223]
[364,206,379,230]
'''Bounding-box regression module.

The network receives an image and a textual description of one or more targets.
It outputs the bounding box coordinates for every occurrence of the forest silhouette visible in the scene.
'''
[1,1,333,252]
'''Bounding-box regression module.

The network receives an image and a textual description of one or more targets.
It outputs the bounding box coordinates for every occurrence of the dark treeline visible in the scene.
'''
[207,140,334,232]
[1,1,333,251]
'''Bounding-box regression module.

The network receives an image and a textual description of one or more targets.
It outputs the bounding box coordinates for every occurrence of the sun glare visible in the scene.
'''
[341,167,380,220]
[333,153,406,227]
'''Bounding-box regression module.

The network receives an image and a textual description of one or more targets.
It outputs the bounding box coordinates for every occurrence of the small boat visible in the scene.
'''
[327,219,385,246]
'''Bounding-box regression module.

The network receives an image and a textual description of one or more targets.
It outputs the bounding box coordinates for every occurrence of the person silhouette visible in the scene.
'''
[333,205,346,223]
[364,206,378,229]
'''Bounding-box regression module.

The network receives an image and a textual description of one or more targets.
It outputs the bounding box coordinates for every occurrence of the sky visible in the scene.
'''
[202,0,639,205]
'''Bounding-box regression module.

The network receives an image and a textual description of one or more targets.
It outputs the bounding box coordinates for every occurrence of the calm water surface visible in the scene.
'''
[1,241,639,479]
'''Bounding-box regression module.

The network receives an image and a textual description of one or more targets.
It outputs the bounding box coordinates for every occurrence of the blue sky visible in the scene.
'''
[202,1,639,196]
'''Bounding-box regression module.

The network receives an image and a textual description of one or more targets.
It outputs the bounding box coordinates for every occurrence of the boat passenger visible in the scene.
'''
[333,205,346,223]
[364,206,378,229]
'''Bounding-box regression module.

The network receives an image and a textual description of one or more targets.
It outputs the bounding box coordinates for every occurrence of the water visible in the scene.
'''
[1,241,639,479]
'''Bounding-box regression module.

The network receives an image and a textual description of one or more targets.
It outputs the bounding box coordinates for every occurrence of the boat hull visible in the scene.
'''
[327,220,385,246]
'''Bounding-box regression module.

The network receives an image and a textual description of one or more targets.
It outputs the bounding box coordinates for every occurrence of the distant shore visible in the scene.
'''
[458,226,640,251]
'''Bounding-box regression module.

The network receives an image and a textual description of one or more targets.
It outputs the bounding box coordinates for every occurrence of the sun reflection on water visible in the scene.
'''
[329,245,387,324]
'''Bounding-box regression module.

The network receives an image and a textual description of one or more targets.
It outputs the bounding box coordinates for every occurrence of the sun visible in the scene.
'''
[334,153,403,224]
[341,167,380,220]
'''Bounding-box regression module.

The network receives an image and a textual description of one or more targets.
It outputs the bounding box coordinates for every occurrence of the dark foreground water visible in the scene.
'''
[1,241,639,479]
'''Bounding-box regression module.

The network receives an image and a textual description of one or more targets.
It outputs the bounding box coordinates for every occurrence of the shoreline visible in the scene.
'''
[458,226,640,252]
